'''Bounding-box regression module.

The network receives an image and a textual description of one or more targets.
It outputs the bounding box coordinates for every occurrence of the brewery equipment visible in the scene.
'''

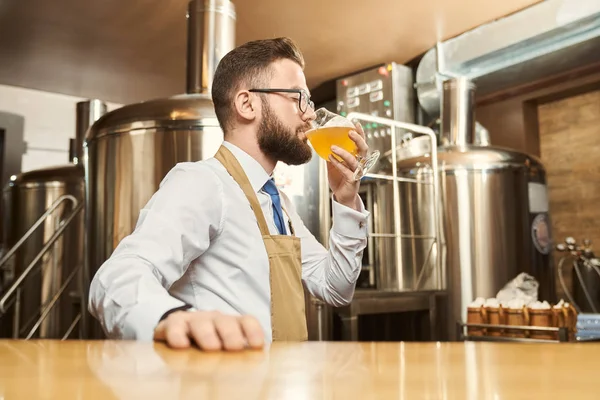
[336,62,415,174]
[0,100,106,339]
[299,64,446,342]
[396,77,555,340]
[83,0,234,338]
[557,237,600,314]
[335,63,445,292]
[334,73,554,341]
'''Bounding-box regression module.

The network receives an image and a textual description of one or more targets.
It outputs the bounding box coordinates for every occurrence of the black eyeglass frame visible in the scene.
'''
[249,88,315,113]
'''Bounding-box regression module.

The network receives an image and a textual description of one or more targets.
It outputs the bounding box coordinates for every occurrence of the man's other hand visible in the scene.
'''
[153,310,265,351]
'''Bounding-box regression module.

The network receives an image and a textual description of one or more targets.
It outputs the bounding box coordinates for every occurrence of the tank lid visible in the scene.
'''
[85,94,219,141]
[8,164,83,186]
[396,145,545,171]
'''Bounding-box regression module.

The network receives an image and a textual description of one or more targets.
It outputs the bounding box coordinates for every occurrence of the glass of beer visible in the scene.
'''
[306,108,380,180]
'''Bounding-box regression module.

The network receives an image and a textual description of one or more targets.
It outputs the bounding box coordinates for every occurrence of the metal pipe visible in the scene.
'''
[26,263,81,339]
[369,233,437,239]
[62,313,82,340]
[441,77,475,147]
[75,100,106,164]
[415,1,600,116]
[186,0,236,94]
[69,139,77,163]
[574,260,598,314]
[12,289,21,339]
[391,123,403,288]
[315,301,323,341]
[0,201,83,314]
[364,172,431,184]
[0,195,78,272]
[63,100,104,333]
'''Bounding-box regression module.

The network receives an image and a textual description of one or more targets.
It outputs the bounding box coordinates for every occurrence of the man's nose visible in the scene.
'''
[303,106,316,123]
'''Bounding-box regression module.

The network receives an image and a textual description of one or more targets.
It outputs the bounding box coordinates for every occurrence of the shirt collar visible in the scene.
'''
[221,141,271,193]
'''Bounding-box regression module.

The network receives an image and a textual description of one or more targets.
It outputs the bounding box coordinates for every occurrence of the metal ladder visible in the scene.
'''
[0,194,84,340]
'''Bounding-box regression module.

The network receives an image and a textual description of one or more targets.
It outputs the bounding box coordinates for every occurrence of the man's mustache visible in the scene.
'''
[297,123,312,133]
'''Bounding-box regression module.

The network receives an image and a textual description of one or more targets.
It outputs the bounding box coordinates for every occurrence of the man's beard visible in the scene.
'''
[257,101,313,166]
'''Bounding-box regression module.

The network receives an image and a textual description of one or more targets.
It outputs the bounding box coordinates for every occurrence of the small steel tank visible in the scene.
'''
[2,166,84,339]
[83,0,235,338]
[0,100,106,339]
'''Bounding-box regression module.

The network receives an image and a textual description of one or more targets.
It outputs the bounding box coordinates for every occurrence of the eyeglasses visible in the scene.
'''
[249,88,315,113]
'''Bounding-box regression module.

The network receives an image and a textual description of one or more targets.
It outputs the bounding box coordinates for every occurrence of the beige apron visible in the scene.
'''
[214,145,308,341]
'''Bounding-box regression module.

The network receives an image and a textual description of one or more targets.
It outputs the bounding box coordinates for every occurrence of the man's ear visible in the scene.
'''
[233,90,258,122]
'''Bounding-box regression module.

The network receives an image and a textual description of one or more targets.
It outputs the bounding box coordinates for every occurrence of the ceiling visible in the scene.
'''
[0,0,540,105]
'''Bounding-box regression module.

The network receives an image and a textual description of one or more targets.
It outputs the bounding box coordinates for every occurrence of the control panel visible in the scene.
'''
[336,63,415,172]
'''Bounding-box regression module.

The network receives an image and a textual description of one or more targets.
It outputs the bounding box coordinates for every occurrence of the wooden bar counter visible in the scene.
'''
[0,340,597,399]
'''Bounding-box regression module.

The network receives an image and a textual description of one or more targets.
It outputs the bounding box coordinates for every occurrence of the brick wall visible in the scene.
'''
[538,89,600,301]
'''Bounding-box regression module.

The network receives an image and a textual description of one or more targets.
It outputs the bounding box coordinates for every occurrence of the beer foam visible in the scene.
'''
[530,301,551,310]
[325,116,354,129]
[484,298,500,307]
[554,299,565,309]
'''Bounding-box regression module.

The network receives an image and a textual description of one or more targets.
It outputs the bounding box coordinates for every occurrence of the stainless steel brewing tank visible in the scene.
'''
[83,94,223,336]
[2,165,84,338]
[395,144,555,337]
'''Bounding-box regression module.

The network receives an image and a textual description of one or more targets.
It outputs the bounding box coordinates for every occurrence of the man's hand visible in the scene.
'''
[153,310,265,351]
[327,121,369,210]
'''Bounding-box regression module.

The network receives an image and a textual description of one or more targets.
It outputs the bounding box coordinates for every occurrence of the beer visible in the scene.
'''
[308,106,380,180]
[306,126,358,162]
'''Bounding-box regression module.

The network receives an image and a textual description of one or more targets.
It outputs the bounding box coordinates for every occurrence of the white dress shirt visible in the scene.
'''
[88,141,369,343]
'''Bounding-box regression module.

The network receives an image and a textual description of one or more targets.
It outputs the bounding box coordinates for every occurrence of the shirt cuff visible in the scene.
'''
[159,304,194,322]
[121,296,188,341]
[331,194,370,239]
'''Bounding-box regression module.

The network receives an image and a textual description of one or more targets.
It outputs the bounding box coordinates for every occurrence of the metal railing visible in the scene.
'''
[346,112,442,291]
[309,114,442,341]
[0,194,84,340]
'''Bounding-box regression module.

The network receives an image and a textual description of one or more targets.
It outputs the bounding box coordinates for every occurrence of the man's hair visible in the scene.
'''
[211,37,305,131]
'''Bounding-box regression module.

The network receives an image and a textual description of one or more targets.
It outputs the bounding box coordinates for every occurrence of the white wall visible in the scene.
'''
[0,84,122,172]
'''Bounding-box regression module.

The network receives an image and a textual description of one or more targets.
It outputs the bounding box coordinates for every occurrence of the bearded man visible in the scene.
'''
[89,37,371,351]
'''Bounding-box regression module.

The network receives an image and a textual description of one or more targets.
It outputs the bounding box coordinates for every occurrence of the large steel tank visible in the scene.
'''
[83,0,235,338]
[396,77,555,339]
[0,100,106,339]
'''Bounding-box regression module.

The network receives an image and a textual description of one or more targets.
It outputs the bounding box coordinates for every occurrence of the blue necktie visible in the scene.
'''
[262,178,286,235]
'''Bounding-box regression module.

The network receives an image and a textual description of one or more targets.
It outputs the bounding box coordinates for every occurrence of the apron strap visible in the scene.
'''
[214,145,271,237]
